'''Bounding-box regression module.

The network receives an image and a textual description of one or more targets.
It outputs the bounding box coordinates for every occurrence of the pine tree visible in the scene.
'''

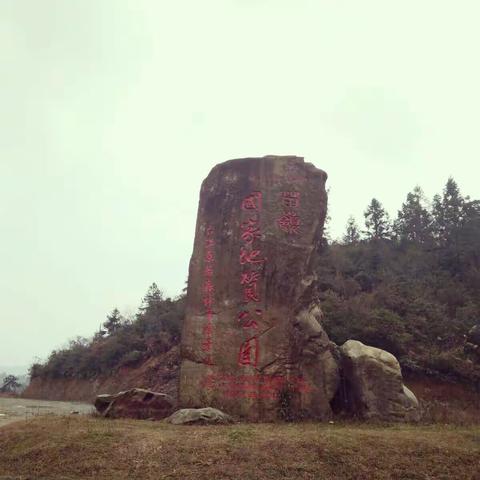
[102,308,123,335]
[364,198,391,239]
[139,283,164,312]
[432,193,443,240]
[432,177,465,245]
[343,216,361,244]
[136,283,167,337]
[456,198,480,271]
[395,186,432,242]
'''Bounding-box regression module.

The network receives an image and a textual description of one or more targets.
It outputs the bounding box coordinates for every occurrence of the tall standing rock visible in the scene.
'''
[179,156,339,421]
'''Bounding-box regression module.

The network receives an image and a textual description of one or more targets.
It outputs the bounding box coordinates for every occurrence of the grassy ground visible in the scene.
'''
[0,417,479,480]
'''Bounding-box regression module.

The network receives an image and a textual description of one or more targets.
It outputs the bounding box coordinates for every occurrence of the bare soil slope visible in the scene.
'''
[23,346,179,403]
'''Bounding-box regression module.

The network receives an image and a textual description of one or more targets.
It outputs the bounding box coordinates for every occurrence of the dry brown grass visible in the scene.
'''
[0,416,479,480]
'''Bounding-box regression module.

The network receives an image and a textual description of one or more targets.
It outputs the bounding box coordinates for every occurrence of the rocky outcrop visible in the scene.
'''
[165,407,234,425]
[339,340,420,421]
[179,156,339,421]
[94,388,175,419]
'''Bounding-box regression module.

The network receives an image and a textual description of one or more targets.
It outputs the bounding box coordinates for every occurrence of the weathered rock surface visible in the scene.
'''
[94,388,175,419]
[165,407,234,425]
[467,325,480,346]
[465,324,480,359]
[179,156,339,421]
[339,340,420,421]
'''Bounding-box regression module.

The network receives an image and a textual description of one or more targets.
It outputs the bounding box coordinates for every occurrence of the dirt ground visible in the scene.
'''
[0,416,479,480]
[0,396,93,428]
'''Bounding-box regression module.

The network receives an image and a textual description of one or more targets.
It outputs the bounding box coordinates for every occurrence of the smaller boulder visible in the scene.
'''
[340,340,420,422]
[94,388,175,420]
[165,407,234,425]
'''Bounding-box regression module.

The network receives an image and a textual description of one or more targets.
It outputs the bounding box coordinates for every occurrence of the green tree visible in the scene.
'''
[1,375,21,393]
[432,177,465,245]
[342,215,361,244]
[135,283,168,338]
[395,186,432,242]
[364,198,391,240]
[457,198,480,272]
[103,308,123,335]
[139,283,164,313]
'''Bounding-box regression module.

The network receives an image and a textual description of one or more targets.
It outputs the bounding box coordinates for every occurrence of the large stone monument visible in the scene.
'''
[179,156,339,421]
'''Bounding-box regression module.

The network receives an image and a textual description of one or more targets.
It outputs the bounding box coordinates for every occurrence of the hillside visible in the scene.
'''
[317,180,480,388]
[24,178,480,403]
[24,284,182,402]
[25,346,179,402]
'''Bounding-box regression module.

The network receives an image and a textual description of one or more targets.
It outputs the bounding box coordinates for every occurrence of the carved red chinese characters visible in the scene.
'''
[277,191,301,235]
[200,225,216,364]
[238,337,259,367]
[238,192,264,367]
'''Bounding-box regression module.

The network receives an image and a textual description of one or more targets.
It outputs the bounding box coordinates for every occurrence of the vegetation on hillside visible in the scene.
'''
[30,284,185,380]
[318,178,480,386]
[30,178,479,388]
[0,375,21,393]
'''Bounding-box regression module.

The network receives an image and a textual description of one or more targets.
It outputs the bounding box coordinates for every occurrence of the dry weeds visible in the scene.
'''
[0,416,479,480]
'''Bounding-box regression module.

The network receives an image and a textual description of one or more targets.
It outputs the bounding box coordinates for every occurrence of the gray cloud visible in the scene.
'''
[1,0,479,365]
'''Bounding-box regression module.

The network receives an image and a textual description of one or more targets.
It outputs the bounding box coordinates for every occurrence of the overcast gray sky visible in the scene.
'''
[1,0,479,367]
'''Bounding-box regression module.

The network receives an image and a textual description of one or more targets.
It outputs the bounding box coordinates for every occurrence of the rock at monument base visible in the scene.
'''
[467,324,480,346]
[165,407,234,425]
[288,304,340,420]
[179,156,340,421]
[339,340,420,422]
[94,388,175,420]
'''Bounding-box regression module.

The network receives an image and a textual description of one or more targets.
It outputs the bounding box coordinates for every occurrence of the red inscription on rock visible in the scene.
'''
[237,191,266,368]
[240,217,262,244]
[240,271,261,285]
[200,225,216,365]
[201,373,313,400]
[239,247,265,265]
[238,310,260,329]
[238,337,259,367]
[242,192,262,211]
[277,190,301,235]
[277,211,301,234]
[281,191,301,208]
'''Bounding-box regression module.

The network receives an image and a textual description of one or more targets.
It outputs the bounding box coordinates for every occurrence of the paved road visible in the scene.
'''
[0,397,93,427]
